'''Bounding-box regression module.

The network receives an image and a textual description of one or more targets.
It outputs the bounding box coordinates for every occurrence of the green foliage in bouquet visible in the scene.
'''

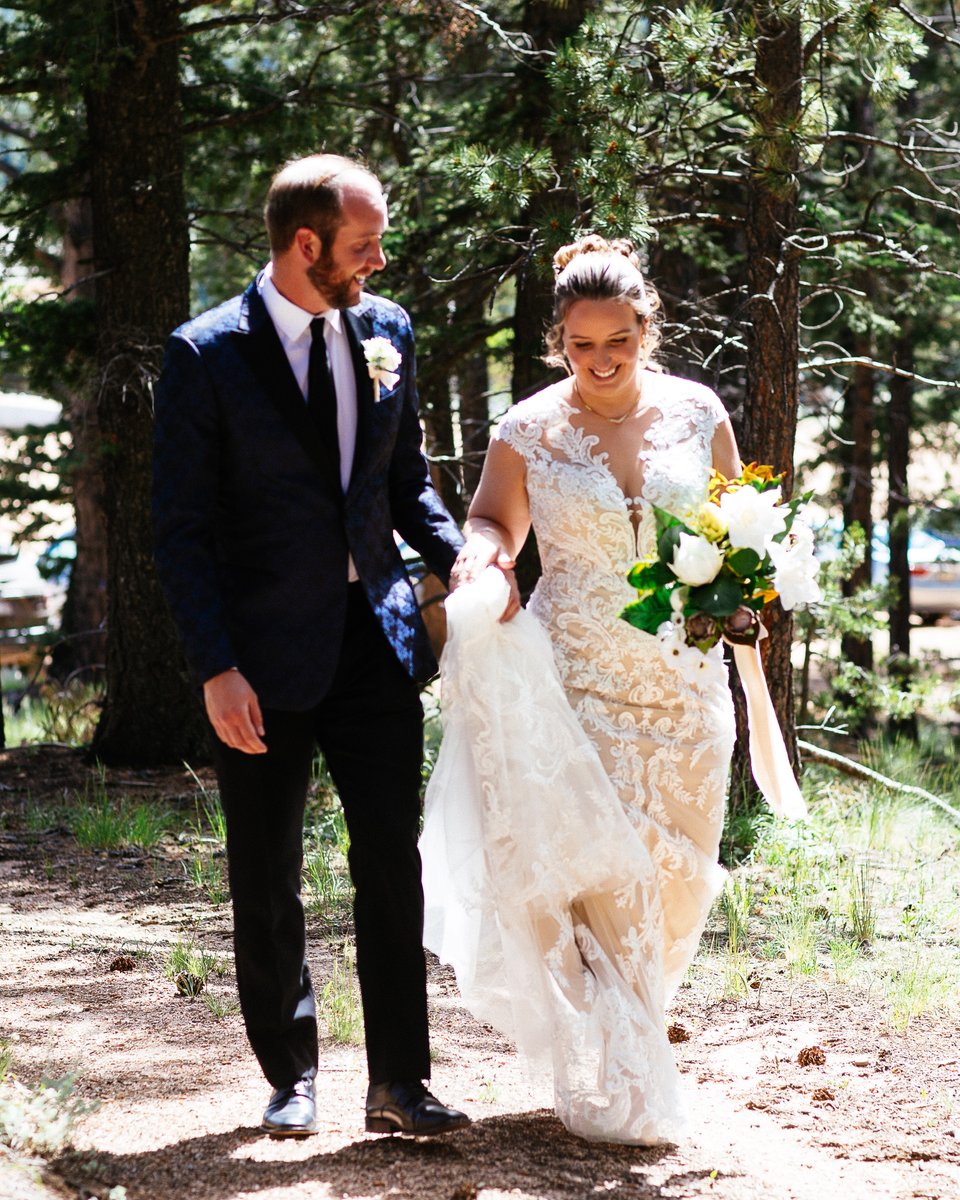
[622,465,819,652]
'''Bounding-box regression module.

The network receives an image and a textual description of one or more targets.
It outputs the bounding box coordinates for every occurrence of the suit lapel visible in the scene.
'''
[236,282,341,482]
[343,305,376,487]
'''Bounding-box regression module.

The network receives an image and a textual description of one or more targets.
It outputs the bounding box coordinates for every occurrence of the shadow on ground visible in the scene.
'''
[57,1113,737,1200]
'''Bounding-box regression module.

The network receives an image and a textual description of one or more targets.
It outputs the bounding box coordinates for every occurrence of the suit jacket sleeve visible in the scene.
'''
[387,320,464,585]
[152,332,237,684]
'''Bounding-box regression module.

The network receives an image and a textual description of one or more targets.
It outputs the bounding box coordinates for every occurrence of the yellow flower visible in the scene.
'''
[696,501,728,542]
[740,462,782,487]
[707,468,731,501]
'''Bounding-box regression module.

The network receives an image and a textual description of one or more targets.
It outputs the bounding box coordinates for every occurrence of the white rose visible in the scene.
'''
[669,532,724,586]
[361,336,402,400]
[767,522,822,610]
[718,485,787,556]
[362,336,402,373]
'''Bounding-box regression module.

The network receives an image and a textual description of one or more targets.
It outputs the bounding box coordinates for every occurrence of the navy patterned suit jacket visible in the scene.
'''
[152,277,464,710]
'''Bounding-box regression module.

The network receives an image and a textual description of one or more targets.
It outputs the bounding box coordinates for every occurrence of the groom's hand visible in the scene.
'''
[203,669,267,754]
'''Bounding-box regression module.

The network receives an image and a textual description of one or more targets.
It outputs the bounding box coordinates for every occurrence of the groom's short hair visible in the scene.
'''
[264,154,382,254]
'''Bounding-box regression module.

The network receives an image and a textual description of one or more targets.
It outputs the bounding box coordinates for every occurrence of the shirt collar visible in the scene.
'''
[259,264,342,339]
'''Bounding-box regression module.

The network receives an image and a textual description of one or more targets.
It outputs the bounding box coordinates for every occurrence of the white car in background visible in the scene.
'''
[872,524,960,622]
[816,515,960,622]
[0,544,51,665]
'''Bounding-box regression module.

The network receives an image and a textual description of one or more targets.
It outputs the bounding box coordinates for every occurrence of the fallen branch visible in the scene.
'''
[798,738,960,827]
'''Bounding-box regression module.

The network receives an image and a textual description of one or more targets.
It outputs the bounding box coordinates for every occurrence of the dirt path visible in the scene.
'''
[1,749,958,1200]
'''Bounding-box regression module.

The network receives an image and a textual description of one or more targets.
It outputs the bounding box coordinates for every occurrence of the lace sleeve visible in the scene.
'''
[682,380,729,447]
[490,395,557,466]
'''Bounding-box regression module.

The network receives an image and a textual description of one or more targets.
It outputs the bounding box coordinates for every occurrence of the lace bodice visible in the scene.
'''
[495,373,726,572]
[494,374,729,692]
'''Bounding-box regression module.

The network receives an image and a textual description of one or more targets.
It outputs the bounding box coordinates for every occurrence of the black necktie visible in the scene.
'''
[308,317,340,476]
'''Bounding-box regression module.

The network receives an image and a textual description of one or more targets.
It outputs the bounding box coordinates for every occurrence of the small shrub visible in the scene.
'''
[776,901,819,977]
[164,937,225,997]
[202,993,240,1020]
[0,1039,12,1085]
[883,955,955,1032]
[73,798,168,851]
[320,944,363,1045]
[303,839,350,918]
[33,677,105,746]
[848,860,878,946]
[185,852,228,906]
[0,1073,97,1154]
[829,938,861,983]
[69,762,168,851]
[184,763,227,845]
[721,875,752,954]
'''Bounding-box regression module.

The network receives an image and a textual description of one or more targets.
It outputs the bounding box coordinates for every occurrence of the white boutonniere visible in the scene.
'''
[361,336,402,402]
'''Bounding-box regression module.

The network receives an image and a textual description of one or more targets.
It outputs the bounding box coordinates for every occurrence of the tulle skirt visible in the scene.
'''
[421,569,734,1143]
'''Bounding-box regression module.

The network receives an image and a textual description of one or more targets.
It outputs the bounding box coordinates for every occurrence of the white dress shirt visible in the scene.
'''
[259,265,359,580]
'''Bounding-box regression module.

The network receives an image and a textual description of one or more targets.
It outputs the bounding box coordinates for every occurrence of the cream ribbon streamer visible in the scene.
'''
[731,642,808,820]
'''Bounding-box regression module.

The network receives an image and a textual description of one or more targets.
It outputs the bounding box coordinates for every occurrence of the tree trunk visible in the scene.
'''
[86,0,207,764]
[839,341,876,675]
[49,197,108,681]
[510,0,594,403]
[420,373,463,525]
[836,94,876,727]
[456,293,492,507]
[509,0,594,595]
[728,8,803,814]
[887,333,915,740]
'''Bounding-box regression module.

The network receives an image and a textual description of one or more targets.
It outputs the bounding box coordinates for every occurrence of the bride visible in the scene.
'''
[420,235,800,1144]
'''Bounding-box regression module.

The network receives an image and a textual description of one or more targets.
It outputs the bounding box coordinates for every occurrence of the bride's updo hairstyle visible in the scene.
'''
[544,234,661,371]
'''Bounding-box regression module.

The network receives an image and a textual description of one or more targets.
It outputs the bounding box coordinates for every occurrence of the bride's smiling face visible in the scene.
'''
[562,299,647,404]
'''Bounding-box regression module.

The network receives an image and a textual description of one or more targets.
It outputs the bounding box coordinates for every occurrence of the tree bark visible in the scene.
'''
[837,93,877,716]
[86,0,207,763]
[839,344,876,677]
[511,0,594,405]
[49,197,109,681]
[455,292,492,507]
[508,0,594,596]
[887,332,915,739]
[728,8,803,814]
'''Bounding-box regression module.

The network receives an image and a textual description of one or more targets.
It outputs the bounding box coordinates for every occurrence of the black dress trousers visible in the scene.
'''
[213,585,431,1089]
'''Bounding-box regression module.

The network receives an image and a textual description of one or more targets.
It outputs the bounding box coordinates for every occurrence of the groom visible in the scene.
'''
[152,154,468,1138]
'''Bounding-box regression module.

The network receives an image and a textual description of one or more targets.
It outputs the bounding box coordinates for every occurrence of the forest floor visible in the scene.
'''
[0,746,958,1200]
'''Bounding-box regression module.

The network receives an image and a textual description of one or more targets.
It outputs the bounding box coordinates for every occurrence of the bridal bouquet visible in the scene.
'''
[621,464,821,666]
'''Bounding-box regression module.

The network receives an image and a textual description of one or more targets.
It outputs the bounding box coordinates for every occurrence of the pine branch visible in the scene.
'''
[177,3,353,39]
[798,739,960,826]
[861,184,960,227]
[649,211,744,230]
[826,128,960,157]
[446,1,539,59]
[893,2,960,49]
[800,356,960,390]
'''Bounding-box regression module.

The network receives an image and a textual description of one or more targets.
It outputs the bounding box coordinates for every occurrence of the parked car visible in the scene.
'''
[819,515,960,622]
[0,544,52,666]
[36,528,76,592]
[872,524,960,622]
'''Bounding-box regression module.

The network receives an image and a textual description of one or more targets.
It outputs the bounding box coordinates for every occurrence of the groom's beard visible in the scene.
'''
[307,249,362,310]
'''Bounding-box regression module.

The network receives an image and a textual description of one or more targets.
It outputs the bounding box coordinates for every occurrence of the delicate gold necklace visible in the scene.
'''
[573,381,641,425]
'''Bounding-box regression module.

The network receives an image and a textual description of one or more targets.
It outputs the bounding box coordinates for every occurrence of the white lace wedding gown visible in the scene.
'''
[421,377,737,1144]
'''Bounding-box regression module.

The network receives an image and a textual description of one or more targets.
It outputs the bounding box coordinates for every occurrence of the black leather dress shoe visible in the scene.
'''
[365,1080,470,1136]
[261,1077,318,1137]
